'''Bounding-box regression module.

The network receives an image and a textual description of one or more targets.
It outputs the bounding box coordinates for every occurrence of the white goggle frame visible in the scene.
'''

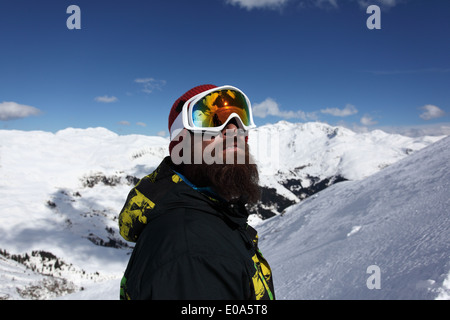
[170,85,256,141]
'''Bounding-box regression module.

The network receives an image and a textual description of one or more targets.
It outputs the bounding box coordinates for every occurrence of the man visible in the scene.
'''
[118,84,275,300]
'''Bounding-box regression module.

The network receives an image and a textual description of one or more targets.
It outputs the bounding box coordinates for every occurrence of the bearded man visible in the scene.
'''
[118,85,275,300]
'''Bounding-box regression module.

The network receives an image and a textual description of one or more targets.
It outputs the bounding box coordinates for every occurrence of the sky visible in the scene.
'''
[0,0,449,137]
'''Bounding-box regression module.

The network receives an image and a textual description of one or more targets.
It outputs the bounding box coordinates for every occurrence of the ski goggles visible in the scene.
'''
[170,85,256,141]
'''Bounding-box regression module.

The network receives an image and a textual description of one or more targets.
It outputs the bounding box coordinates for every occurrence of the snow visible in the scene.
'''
[0,127,168,299]
[257,135,450,299]
[54,278,121,300]
[0,121,447,300]
[251,121,442,204]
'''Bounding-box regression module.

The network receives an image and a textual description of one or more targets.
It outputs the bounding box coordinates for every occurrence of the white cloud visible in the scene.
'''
[136,122,147,127]
[357,0,402,9]
[225,0,289,10]
[419,104,445,120]
[225,0,404,11]
[321,104,358,117]
[252,98,279,117]
[0,101,41,121]
[118,121,130,126]
[157,130,167,137]
[360,115,378,126]
[253,97,317,120]
[306,0,339,9]
[134,78,166,94]
[94,95,118,103]
[374,122,450,137]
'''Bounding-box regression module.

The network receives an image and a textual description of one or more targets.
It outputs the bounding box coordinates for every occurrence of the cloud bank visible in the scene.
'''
[94,95,118,103]
[253,98,317,120]
[419,104,445,121]
[360,115,378,126]
[321,104,358,117]
[225,0,404,11]
[135,78,166,94]
[225,0,289,10]
[0,101,41,121]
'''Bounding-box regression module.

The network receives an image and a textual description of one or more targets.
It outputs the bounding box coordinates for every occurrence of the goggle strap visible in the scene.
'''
[170,111,185,141]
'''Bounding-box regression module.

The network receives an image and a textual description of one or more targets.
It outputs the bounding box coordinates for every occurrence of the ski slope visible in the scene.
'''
[257,135,450,299]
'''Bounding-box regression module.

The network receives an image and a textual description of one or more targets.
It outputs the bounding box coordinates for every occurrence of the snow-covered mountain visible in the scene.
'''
[250,121,443,220]
[257,134,450,300]
[0,121,447,299]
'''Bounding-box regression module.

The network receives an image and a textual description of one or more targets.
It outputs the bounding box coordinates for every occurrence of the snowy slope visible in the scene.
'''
[0,122,446,299]
[250,121,442,218]
[253,121,440,180]
[0,128,168,299]
[257,135,450,299]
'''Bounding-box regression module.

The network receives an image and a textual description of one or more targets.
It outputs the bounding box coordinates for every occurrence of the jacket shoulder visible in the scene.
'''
[118,158,186,242]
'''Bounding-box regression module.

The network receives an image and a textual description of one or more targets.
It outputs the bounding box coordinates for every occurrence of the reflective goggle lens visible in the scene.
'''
[191,89,251,129]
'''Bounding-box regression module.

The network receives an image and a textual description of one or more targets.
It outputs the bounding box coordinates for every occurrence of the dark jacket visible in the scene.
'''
[118,157,275,300]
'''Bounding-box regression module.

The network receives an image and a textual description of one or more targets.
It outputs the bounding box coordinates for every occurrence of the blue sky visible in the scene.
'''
[0,0,449,137]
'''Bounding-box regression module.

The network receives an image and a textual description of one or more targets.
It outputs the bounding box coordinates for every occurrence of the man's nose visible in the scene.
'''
[221,118,239,136]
